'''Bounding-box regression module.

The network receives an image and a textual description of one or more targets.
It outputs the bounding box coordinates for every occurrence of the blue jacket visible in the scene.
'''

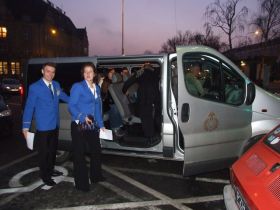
[68,80,104,128]
[22,79,69,131]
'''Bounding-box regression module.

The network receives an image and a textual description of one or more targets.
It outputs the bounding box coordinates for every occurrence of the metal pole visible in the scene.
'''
[121,0,124,55]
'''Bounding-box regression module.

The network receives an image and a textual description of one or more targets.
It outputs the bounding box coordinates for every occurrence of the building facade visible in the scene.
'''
[0,0,88,78]
[225,38,280,90]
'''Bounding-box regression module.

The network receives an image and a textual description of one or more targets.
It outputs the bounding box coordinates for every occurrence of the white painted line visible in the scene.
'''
[102,165,192,210]
[176,195,224,203]
[9,167,39,187]
[195,177,230,184]
[99,182,142,202]
[43,195,224,210]
[43,200,176,210]
[0,193,23,207]
[112,166,229,184]
[0,179,43,196]
[0,152,37,171]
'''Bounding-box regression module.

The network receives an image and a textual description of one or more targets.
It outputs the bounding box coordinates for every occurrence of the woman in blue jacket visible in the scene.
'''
[68,63,105,192]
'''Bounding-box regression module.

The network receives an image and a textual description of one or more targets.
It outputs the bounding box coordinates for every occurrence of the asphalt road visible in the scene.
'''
[0,95,229,210]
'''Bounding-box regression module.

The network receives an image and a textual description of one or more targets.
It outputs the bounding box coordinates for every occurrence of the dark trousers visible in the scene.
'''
[71,122,103,190]
[35,128,58,182]
[139,103,154,137]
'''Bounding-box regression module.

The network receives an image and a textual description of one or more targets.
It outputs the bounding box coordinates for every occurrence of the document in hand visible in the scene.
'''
[26,132,35,150]
[99,129,113,141]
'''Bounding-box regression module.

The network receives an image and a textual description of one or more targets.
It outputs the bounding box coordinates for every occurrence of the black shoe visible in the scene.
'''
[43,179,56,186]
[52,169,63,177]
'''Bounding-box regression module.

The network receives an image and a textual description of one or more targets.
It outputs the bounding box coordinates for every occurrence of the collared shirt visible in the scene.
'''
[85,80,97,99]
[42,78,54,94]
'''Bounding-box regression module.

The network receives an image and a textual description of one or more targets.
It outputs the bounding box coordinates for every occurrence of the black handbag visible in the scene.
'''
[77,115,99,132]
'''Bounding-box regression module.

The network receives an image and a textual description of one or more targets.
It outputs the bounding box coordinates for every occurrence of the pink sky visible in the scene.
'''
[50,0,258,56]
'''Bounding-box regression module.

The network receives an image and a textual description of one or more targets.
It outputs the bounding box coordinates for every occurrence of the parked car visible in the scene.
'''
[1,78,22,94]
[0,94,13,137]
[224,124,280,210]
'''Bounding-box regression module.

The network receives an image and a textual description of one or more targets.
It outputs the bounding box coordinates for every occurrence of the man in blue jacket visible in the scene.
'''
[22,62,69,186]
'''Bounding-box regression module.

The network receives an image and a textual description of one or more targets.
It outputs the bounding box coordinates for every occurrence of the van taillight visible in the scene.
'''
[19,86,23,95]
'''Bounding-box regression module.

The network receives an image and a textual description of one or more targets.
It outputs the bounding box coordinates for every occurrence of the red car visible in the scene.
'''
[224,124,280,210]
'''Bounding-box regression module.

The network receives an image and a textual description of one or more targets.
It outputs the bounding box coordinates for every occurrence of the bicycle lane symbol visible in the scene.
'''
[0,166,72,195]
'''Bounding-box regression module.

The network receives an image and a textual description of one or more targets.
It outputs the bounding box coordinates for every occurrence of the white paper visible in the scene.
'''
[99,129,113,140]
[26,132,35,150]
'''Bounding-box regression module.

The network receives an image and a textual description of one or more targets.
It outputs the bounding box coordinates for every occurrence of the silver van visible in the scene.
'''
[24,46,280,176]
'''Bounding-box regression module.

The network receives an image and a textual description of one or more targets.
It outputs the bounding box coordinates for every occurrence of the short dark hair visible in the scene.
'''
[81,62,96,75]
[80,62,97,83]
[42,62,56,69]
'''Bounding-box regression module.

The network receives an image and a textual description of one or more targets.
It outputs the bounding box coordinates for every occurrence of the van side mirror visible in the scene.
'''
[245,82,255,105]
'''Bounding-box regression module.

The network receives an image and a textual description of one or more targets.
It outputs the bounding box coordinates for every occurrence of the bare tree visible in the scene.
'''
[205,0,248,49]
[159,31,192,53]
[252,0,280,42]
[160,26,226,53]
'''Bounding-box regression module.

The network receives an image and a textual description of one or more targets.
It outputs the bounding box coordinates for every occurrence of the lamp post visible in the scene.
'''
[121,0,124,55]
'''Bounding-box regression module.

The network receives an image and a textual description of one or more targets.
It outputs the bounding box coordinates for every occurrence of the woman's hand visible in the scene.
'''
[85,116,92,125]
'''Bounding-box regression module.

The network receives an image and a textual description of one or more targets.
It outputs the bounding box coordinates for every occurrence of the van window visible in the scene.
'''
[27,63,86,96]
[182,53,245,105]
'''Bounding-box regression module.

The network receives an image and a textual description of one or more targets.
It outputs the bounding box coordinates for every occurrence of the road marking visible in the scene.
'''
[111,166,230,184]
[43,195,224,210]
[8,166,68,188]
[0,152,37,171]
[99,182,142,202]
[176,195,224,203]
[63,162,229,184]
[102,165,192,210]
[0,166,68,196]
[0,159,226,209]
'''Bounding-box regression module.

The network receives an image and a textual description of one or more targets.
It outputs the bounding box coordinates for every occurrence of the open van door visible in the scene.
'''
[176,46,253,176]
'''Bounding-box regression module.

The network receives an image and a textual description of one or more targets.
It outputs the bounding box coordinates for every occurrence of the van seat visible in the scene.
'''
[108,82,141,124]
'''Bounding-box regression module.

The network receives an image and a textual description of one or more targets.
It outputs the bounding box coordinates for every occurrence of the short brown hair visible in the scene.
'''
[81,62,97,83]
[42,62,56,69]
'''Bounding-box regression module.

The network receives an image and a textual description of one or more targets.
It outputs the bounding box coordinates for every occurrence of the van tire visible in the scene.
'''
[56,150,70,163]
[242,134,265,154]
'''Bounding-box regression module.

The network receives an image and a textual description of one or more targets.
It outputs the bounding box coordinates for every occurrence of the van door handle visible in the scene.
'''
[270,163,280,173]
[181,103,189,122]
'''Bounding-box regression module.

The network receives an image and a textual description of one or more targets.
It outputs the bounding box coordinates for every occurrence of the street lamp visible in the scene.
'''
[50,28,57,35]
[121,0,124,55]
[254,30,260,36]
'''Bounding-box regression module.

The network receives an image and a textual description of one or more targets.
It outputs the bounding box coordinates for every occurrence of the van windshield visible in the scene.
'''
[264,126,280,154]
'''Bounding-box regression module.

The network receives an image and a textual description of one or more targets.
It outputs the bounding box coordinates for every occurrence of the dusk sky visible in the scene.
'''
[50,0,259,56]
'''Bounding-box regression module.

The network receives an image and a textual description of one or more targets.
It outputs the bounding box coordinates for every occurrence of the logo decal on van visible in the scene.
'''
[204,112,218,131]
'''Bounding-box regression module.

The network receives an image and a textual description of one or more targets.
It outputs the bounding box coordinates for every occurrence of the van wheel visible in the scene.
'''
[56,150,70,163]
[242,134,265,154]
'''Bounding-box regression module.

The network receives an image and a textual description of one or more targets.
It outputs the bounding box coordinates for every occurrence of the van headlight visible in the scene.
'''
[0,109,12,117]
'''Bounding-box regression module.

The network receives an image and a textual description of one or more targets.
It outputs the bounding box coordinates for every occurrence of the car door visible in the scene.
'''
[176,46,253,176]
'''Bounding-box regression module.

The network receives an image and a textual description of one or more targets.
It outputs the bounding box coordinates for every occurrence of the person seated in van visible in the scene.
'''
[97,72,105,87]
[185,64,205,97]
[122,63,161,144]
[101,68,125,138]
[121,67,130,82]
